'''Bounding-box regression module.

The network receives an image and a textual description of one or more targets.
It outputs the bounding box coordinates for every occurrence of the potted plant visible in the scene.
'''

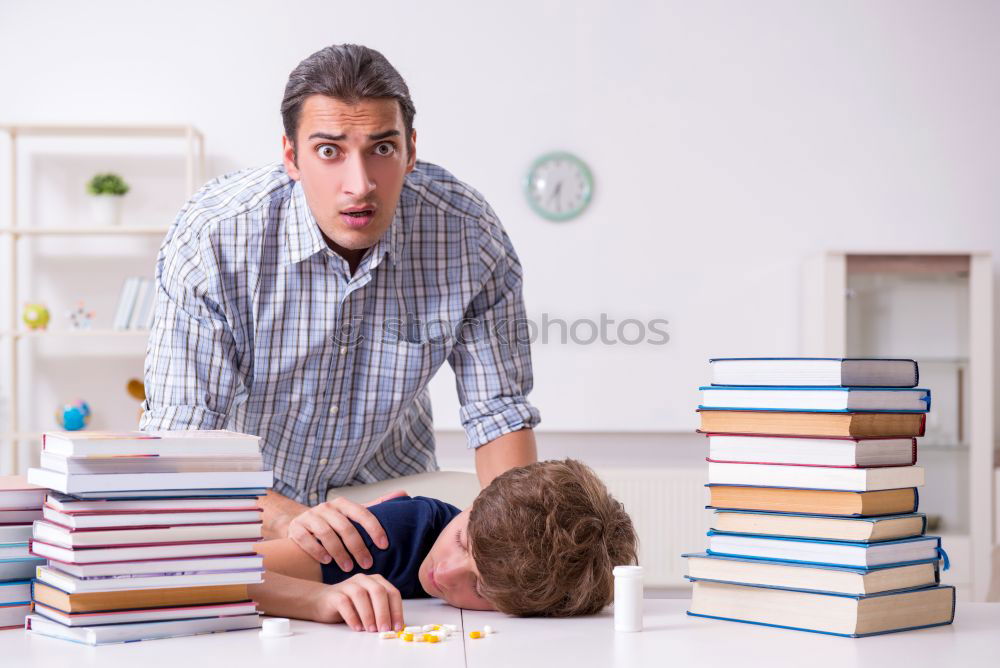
[86,172,130,226]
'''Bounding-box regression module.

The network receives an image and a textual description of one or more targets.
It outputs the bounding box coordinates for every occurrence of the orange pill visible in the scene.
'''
[469,630,483,639]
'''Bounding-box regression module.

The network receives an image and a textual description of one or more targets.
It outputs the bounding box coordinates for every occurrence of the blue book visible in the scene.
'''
[683,552,941,596]
[688,580,955,637]
[709,357,919,388]
[704,531,947,570]
[699,386,931,413]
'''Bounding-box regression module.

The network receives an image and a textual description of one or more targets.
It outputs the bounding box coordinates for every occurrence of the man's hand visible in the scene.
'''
[286,490,406,570]
[313,573,405,632]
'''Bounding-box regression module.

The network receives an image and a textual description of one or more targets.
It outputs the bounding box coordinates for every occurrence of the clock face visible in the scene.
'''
[525,152,593,221]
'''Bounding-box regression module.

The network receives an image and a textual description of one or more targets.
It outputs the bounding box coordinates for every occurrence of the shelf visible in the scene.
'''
[0,226,169,237]
[0,124,203,139]
[0,328,151,339]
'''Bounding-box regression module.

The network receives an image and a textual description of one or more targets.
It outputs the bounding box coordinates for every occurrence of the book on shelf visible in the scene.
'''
[709,358,919,388]
[30,538,262,564]
[706,462,925,492]
[683,553,940,596]
[25,612,262,646]
[111,277,139,331]
[697,410,927,438]
[41,505,263,530]
[26,468,274,494]
[699,386,931,413]
[42,429,262,457]
[31,519,263,548]
[705,532,943,568]
[39,451,265,475]
[32,580,251,613]
[688,580,954,637]
[707,485,919,517]
[704,434,917,468]
[34,564,264,594]
[112,276,156,331]
[31,600,259,628]
[45,554,263,579]
[710,510,927,543]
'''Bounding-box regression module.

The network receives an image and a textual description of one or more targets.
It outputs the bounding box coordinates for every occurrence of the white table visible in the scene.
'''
[1,599,998,667]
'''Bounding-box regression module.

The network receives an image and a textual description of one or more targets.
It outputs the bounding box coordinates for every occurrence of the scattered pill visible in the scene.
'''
[415,634,426,642]
[432,629,448,639]
[484,624,495,635]
[379,631,396,639]
[427,635,440,643]
[469,630,483,639]
[421,624,435,632]
[444,624,458,632]
[402,633,414,642]
[404,626,421,633]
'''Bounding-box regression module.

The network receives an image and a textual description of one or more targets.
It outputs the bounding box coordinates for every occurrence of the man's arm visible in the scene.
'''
[475,428,537,488]
[258,489,308,539]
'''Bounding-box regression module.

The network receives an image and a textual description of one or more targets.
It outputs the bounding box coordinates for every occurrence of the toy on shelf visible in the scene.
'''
[126,378,146,422]
[22,303,50,331]
[66,300,95,330]
[56,400,91,431]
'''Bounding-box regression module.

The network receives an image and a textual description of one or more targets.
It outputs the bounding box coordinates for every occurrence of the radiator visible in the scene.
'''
[597,467,710,588]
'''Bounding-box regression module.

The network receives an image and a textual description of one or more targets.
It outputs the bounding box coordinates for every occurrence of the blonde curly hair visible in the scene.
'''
[468,459,639,616]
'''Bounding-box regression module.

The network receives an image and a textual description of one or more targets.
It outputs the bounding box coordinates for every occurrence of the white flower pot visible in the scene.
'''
[89,194,124,226]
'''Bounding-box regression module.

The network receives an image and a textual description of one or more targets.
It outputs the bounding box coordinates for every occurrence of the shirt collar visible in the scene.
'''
[282,178,404,269]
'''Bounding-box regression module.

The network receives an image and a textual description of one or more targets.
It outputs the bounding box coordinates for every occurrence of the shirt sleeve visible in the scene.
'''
[448,202,542,448]
[138,214,243,432]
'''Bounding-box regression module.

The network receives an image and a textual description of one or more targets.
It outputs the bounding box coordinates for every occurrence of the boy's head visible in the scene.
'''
[416,459,639,616]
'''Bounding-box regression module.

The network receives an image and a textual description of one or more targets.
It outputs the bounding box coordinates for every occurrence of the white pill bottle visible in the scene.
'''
[612,565,644,632]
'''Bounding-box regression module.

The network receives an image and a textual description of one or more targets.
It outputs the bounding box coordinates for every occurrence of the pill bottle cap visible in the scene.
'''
[261,617,292,637]
[613,565,644,578]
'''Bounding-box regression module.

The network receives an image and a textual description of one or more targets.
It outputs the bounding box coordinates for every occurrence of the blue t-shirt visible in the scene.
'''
[319,495,461,598]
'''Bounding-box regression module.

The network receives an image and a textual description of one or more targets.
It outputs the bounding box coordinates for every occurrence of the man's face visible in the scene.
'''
[417,509,495,611]
[283,94,416,255]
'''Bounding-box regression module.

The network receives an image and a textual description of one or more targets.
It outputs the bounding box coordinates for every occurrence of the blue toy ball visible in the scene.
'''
[56,400,92,431]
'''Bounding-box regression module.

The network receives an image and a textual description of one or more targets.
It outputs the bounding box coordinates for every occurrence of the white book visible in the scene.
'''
[699,386,931,412]
[707,462,925,492]
[42,506,263,529]
[30,539,260,564]
[48,554,263,579]
[32,600,259,627]
[111,277,137,331]
[709,358,920,388]
[25,612,263,645]
[0,524,33,543]
[42,429,262,457]
[128,278,152,330]
[32,520,262,548]
[707,533,941,568]
[0,475,46,508]
[0,509,43,523]
[63,487,270,500]
[27,467,273,494]
[707,434,916,467]
[35,564,264,593]
[39,451,264,475]
[46,494,261,513]
[0,557,45,580]
[0,543,29,559]
[0,603,31,629]
[0,580,31,605]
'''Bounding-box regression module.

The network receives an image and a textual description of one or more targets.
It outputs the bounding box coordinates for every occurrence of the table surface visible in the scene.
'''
[1,599,998,668]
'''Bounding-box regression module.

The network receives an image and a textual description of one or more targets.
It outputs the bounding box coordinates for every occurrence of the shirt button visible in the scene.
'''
[309,493,318,503]
[329,405,338,415]
[319,458,328,466]
[339,346,348,355]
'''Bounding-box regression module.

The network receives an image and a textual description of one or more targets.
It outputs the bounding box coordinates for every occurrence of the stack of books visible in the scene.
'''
[0,477,46,630]
[112,276,156,330]
[685,357,955,637]
[24,430,273,645]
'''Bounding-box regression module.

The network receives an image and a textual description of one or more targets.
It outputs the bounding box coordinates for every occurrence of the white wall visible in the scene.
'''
[2,0,999,443]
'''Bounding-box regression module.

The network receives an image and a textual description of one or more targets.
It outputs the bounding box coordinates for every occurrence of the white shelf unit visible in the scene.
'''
[0,124,205,474]
[802,251,995,602]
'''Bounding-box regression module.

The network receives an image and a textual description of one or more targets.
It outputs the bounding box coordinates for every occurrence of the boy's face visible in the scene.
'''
[417,509,495,611]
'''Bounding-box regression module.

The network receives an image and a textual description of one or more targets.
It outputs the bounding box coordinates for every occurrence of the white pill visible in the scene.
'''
[379,631,397,639]
[432,630,448,639]
[415,634,426,642]
[484,624,495,635]
[404,626,421,633]
[422,624,436,631]
[444,624,458,632]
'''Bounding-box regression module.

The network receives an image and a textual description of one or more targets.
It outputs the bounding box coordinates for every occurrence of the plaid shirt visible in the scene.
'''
[139,161,540,504]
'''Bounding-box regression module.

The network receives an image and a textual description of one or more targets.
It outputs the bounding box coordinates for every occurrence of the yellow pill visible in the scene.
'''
[427,635,440,643]
[431,625,442,630]
[402,633,414,642]
[469,631,483,639]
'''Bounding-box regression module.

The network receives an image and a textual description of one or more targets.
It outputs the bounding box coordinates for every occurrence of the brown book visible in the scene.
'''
[698,410,926,438]
[32,581,249,613]
[708,485,918,517]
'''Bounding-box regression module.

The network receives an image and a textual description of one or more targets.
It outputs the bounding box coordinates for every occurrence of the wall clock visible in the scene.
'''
[524,151,593,221]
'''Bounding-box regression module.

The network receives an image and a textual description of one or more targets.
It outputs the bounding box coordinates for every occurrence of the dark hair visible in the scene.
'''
[281,44,416,156]
[468,459,639,617]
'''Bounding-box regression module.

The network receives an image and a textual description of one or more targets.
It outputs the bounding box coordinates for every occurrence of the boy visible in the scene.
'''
[248,459,638,632]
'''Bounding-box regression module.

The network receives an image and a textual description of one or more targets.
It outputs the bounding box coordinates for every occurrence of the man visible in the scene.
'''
[140,44,540,573]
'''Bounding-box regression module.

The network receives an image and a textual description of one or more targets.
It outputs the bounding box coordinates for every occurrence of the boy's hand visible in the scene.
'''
[286,491,407,569]
[314,573,405,632]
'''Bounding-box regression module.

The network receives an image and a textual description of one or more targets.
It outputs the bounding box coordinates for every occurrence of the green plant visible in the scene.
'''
[86,172,130,196]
